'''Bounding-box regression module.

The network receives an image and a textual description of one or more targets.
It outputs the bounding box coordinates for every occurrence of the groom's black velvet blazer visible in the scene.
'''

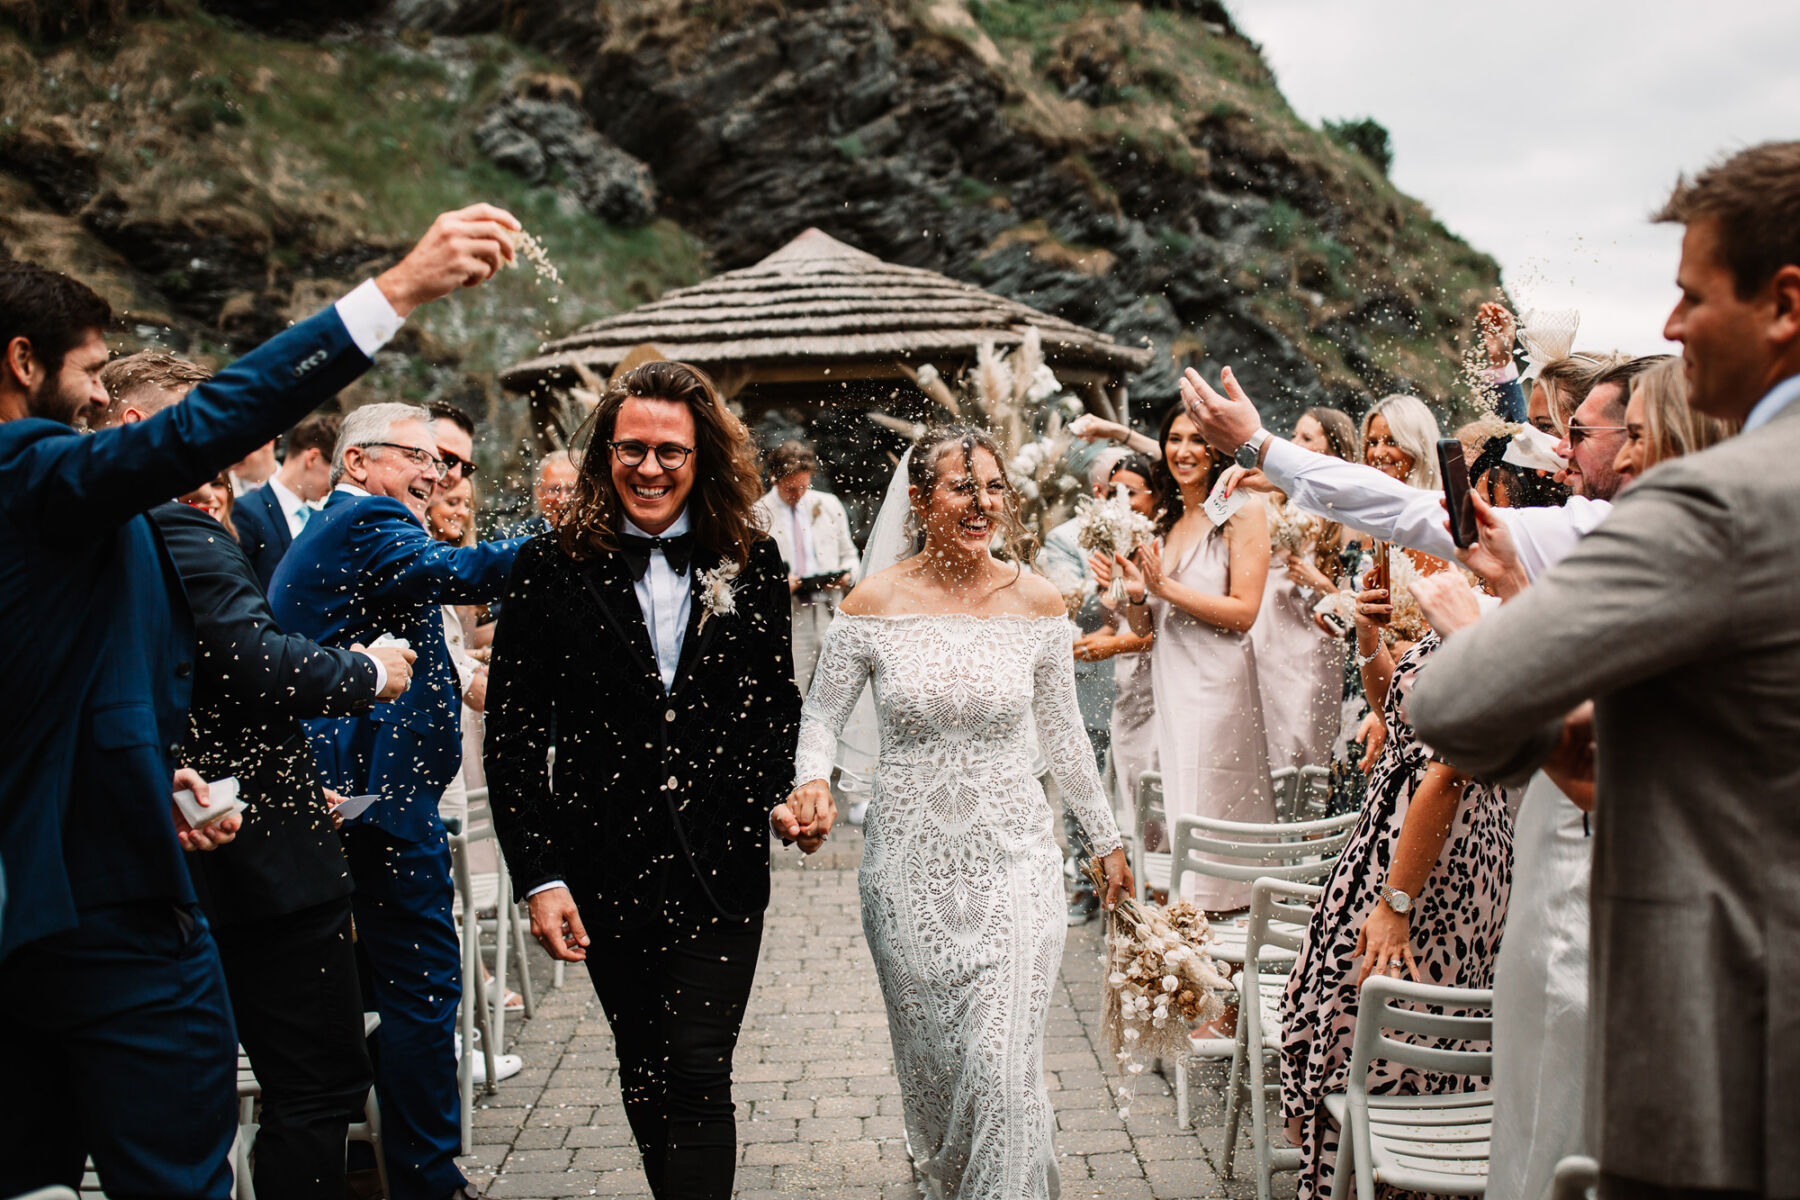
[485,532,801,929]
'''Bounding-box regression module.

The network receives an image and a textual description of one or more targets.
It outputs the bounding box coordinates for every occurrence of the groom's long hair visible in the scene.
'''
[559,360,767,571]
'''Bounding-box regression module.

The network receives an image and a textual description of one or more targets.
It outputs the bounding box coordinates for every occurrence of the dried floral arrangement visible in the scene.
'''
[1084,860,1229,1118]
[1074,488,1159,604]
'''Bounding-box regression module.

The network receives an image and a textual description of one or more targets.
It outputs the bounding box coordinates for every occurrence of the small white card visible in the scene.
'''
[330,793,382,822]
[173,776,245,829]
[1201,473,1250,527]
[368,634,411,651]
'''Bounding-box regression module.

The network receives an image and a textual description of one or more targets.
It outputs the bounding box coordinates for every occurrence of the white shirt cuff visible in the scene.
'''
[358,651,387,697]
[334,279,405,359]
[526,880,568,898]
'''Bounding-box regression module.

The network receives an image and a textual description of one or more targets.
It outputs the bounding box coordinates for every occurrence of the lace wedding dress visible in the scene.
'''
[794,613,1122,1200]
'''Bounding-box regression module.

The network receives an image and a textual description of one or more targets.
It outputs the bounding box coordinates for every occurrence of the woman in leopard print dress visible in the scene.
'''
[1278,628,1514,1200]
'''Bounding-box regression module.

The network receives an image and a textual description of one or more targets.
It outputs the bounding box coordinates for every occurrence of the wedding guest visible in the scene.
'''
[486,361,804,1200]
[1535,350,1626,436]
[0,203,517,1200]
[1414,139,1800,1200]
[178,469,238,540]
[1474,302,1528,421]
[271,401,527,1200]
[1252,409,1355,775]
[1612,356,1739,490]
[235,413,340,590]
[96,353,416,1200]
[753,440,859,692]
[1279,588,1513,1200]
[428,401,479,488]
[1040,443,1129,925]
[1087,454,1160,830]
[508,453,580,538]
[230,438,279,495]
[426,474,526,1050]
[1097,404,1272,910]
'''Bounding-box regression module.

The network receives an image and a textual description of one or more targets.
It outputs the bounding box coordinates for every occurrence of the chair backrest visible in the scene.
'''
[1346,975,1493,1095]
[1270,766,1300,822]
[1245,876,1322,973]
[1296,765,1331,820]
[1135,770,1165,846]
[1168,810,1359,893]
[462,786,495,845]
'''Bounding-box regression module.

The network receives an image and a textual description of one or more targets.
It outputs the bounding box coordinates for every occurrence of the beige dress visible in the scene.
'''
[1148,519,1274,910]
[1249,555,1347,771]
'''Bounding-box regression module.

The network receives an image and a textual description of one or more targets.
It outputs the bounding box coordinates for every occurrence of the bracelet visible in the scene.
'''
[1355,642,1381,666]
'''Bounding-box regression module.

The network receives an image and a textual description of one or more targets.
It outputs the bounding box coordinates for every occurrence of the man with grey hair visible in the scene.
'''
[271,401,526,1200]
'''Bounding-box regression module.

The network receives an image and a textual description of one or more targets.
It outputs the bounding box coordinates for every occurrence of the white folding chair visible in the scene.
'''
[1549,1155,1599,1200]
[1221,878,1322,1199]
[1134,770,1168,904]
[449,801,499,1154]
[1324,976,1494,1200]
[465,788,537,1046]
[13,1189,79,1200]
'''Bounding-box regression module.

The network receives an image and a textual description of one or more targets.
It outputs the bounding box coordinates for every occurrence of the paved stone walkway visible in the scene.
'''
[458,825,1296,1200]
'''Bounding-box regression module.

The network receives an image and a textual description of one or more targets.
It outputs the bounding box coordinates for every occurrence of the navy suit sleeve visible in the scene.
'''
[350,499,526,604]
[0,305,369,537]
[150,503,378,718]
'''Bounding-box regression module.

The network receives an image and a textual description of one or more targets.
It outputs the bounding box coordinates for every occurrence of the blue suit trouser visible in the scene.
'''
[342,823,464,1200]
[0,901,238,1200]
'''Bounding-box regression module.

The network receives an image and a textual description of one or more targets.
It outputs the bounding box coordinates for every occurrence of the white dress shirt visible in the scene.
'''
[769,494,817,576]
[529,509,693,900]
[266,476,317,539]
[624,510,693,692]
[1259,437,1612,583]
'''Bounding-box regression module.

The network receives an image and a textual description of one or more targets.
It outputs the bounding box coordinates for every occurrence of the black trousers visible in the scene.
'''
[586,869,764,1200]
[212,899,372,1200]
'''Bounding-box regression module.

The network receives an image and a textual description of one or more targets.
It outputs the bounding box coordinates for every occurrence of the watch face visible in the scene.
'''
[1235,445,1258,469]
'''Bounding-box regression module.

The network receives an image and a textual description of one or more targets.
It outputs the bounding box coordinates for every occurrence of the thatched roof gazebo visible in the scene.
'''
[502,228,1153,441]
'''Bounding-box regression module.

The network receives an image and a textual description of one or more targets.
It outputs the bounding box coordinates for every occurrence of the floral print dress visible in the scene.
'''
[1279,631,1514,1200]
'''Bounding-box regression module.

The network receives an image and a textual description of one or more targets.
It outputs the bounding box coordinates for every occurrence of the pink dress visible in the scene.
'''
[1147,517,1275,910]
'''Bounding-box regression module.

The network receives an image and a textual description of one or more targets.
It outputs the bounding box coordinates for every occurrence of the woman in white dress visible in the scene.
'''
[781,426,1132,1200]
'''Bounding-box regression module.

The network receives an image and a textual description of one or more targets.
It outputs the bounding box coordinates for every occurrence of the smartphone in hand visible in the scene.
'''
[1437,438,1478,549]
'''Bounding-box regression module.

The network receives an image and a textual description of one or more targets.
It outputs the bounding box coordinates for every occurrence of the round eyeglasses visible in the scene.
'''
[607,440,695,470]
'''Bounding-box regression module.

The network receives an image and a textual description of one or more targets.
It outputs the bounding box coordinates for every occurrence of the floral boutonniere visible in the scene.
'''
[697,561,741,631]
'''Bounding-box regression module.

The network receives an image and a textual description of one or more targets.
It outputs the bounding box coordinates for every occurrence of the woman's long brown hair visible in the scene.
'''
[1149,402,1227,536]
[557,361,767,570]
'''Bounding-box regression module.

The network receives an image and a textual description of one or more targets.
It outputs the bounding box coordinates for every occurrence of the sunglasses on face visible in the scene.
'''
[1567,422,1628,447]
[439,449,479,478]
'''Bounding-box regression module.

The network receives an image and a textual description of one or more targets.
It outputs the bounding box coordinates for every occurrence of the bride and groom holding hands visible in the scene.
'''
[483,361,1132,1200]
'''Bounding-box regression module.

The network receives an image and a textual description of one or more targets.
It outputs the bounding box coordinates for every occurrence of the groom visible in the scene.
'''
[485,360,824,1200]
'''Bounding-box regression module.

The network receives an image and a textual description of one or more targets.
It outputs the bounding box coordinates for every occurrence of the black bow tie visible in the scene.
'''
[618,531,695,580]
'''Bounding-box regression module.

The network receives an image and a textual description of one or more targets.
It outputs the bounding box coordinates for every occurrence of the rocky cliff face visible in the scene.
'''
[1,0,1504,450]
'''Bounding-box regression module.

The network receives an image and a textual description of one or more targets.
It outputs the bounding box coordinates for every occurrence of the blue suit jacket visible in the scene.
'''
[0,305,369,961]
[269,491,523,844]
[232,482,293,592]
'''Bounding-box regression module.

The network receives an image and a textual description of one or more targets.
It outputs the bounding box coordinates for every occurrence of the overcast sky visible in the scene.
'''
[1229,1,1800,355]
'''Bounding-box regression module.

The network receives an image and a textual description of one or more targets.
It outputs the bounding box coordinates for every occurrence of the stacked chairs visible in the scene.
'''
[1323,976,1494,1200]
[449,786,536,1153]
[1221,878,1322,1200]
[1164,810,1356,1128]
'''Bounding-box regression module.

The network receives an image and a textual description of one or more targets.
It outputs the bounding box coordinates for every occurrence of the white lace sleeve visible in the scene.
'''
[1032,620,1122,855]
[794,617,871,787]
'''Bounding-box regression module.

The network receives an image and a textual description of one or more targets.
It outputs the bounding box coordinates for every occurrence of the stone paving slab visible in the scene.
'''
[460,825,1299,1200]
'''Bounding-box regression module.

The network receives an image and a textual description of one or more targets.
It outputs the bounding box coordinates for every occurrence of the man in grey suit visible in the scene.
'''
[1407,141,1800,1200]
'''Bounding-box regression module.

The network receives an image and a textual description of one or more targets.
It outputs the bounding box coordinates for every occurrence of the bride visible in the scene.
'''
[773,425,1133,1200]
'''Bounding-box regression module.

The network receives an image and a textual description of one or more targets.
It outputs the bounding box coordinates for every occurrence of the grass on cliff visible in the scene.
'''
[0,11,704,386]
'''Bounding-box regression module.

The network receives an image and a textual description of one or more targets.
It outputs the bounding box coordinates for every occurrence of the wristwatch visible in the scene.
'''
[1379,883,1413,915]
[1233,428,1270,471]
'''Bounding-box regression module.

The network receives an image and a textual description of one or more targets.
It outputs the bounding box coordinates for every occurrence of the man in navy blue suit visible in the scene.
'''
[0,203,521,1200]
[232,412,340,591]
[271,403,525,1200]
